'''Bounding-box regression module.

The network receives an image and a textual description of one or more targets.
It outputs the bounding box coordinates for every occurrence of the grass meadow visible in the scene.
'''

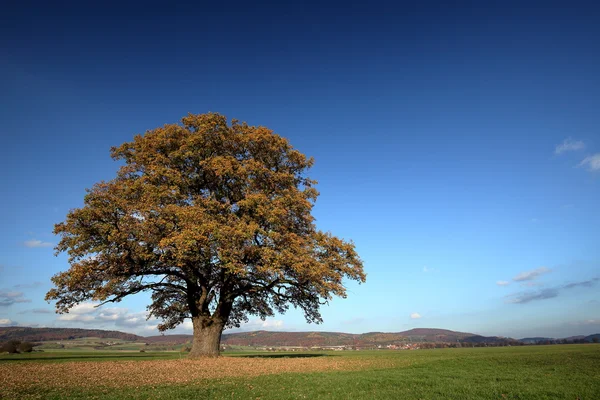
[1,344,599,399]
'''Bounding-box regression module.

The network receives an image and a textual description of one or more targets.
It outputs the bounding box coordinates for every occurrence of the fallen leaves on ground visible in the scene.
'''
[0,356,382,397]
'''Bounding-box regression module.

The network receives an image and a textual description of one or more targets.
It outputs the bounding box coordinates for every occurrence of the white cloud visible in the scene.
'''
[24,239,53,248]
[246,318,284,329]
[579,153,600,172]
[555,137,585,155]
[0,289,30,306]
[513,267,551,282]
[69,302,99,314]
[120,315,145,327]
[580,319,599,325]
[58,314,95,322]
[97,308,123,321]
[506,288,559,304]
[57,301,100,322]
[261,319,284,329]
[141,324,159,333]
[180,320,194,331]
[0,290,25,298]
[0,318,15,326]
[226,318,285,333]
[422,266,436,273]
[496,281,510,286]
[410,313,421,319]
[506,278,598,305]
[54,302,158,334]
[95,307,154,328]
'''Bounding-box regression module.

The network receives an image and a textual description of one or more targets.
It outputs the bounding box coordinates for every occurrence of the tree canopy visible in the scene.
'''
[47,113,365,357]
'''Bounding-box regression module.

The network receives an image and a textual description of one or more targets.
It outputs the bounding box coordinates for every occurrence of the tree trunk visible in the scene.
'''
[188,316,225,358]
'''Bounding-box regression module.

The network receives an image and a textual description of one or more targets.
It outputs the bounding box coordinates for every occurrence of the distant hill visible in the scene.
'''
[0,327,502,346]
[218,328,512,347]
[0,327,143,342]
[520,335,600,344]
[386,328,510,344]
[519,337,554,344]
[563,335,586,341]
[147,329,484,346]
[3,326,598,347]
[584,334,600,343]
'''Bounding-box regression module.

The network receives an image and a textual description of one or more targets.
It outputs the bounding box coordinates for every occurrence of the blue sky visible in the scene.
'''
[1,1,599,339]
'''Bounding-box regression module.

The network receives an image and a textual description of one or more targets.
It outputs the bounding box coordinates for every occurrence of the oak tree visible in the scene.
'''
[47,113,365,357]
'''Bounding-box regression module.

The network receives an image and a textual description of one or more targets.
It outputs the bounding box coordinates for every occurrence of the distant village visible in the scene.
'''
[223,344,422,352]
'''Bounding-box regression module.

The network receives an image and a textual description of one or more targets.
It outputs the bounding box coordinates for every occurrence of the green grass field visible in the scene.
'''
[1,344,599,399]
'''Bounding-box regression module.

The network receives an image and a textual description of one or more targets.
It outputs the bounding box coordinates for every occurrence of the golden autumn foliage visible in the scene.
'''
[46,113,365,357]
